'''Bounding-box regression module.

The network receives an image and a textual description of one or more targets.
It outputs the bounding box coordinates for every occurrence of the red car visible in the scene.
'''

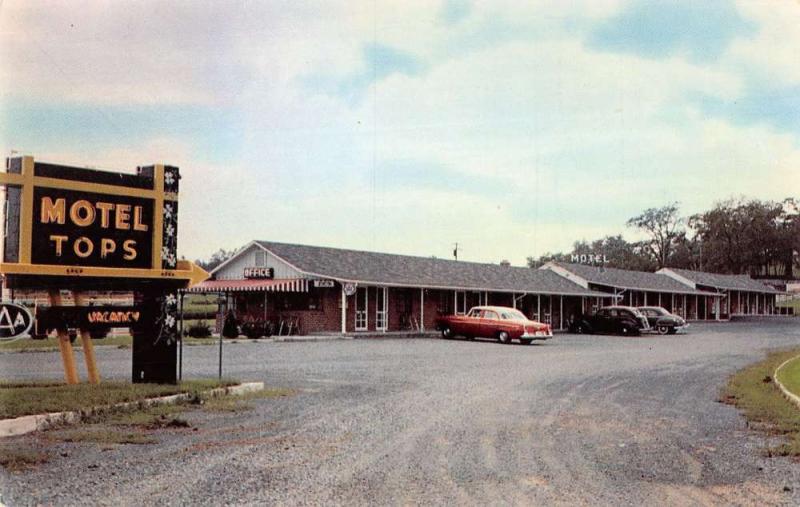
[435,306,553,345]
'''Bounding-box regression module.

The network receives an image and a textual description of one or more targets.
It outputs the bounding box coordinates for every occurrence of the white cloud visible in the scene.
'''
[1,0,798,265]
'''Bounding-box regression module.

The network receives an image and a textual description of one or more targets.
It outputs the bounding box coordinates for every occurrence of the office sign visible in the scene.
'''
[313,279,335,288]
[0,303,33,340]
[244,267,274,279]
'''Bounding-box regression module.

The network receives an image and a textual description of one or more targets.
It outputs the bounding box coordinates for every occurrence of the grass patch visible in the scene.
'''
[49,428,156,445]
[0,379,236,419]
[776,299,800,312]
[776,355,800,398]
[94,403,193,429]
[0,446,49,472]
[199,387,295,412]
[0,334,133,352]
[0,334,227,352]
[721,347,800,456]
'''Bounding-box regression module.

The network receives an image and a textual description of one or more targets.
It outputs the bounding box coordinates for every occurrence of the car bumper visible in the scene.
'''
[521,331,553,340]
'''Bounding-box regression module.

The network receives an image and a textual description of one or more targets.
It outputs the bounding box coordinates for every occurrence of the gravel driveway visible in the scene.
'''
[2,319,800,505]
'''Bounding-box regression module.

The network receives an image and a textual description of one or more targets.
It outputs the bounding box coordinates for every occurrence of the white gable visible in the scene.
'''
[657,268,697,290]
[213,243,306,280]
[540,262,589,289]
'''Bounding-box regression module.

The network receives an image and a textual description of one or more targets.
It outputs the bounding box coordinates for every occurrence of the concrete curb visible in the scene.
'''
[773,355,800,410]
[0,381,264,438]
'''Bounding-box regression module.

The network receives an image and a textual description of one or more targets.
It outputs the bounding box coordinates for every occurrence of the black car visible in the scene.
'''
[637,306,688,335]
[569,306,650,336]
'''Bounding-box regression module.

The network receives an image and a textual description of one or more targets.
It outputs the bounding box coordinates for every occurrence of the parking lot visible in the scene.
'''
[2,319,800,505]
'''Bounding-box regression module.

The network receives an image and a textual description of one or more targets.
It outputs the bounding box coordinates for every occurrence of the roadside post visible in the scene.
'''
[0,156,208,384]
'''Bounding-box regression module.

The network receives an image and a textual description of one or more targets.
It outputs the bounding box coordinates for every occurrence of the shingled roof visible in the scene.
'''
[547,262,716,295]
[254,241,608,297]
[660,268,781,294]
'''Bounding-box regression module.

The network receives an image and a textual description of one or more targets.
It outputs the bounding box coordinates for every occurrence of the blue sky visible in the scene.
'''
[1,0,798,265]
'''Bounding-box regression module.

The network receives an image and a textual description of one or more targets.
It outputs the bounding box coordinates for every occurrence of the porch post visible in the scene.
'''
[341,286,346,334]
[644,292,647,306]
[420,288,425,332]
[695,295,698,320]
[559,295,563,331]
[537,294,541,321]
[512,293,517,309]
[658,293,662,307]
[671,293,675,312]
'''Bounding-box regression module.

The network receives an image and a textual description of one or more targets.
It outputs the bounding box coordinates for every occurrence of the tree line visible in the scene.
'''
[527,198,800,279]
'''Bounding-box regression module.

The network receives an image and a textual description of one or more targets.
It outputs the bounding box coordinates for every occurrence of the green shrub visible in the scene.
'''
[186,321,212,338]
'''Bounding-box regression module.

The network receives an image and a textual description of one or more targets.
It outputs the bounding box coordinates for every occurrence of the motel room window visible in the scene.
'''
[376,287,388,331]
[280,293,322,311]
[255,250,266,267]
[355,287,368,331]
[455,291,467,315]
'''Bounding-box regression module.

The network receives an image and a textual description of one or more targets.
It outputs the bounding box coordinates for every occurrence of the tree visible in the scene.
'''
[626,203,685,269]
[195,248,236,272]
[691,198,794,277]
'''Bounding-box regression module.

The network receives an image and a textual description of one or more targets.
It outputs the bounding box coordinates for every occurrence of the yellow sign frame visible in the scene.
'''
[0,156,207,285]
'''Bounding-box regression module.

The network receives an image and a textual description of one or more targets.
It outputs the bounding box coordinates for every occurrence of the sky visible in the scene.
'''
[1,0,799,266]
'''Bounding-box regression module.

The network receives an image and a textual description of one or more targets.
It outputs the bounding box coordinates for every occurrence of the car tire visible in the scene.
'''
[498,331,511,344]
[668,328,678,335]
[520,338,532,345]
[657,325,670,335]
[575,323,585,334]
[441,327,452,339]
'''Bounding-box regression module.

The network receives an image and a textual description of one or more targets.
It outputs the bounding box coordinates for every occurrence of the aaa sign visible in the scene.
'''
[0,303,33,340]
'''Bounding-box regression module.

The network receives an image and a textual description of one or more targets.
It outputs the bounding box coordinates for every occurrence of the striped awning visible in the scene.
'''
[185,278,309,293]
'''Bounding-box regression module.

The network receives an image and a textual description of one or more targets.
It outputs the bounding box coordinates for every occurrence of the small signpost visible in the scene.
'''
[1,156,208,384]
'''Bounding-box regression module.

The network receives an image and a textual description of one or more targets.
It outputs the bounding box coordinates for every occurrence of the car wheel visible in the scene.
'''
[657,325,670,335]
[520,338,533,345]
[620,326,631,336]
[441,327,452,339]
[575,323,584,334]
[498,331,511,344]
[667,328,678,335]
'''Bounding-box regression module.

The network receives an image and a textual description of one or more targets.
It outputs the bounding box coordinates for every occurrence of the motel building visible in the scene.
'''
[187,241,785,336]
[540,262,781,321]
[658,268,783,318]
[187,241,615,335]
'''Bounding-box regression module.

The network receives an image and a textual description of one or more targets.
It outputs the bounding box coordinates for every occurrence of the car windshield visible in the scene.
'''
[499,309,527,320]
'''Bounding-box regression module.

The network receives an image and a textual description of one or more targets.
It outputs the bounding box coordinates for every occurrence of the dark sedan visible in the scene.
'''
[637,306,688,335]
[569,306,650,336]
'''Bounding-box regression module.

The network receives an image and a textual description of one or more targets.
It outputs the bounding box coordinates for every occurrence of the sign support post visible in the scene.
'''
[73,291,100,384]
[48,289,79,384]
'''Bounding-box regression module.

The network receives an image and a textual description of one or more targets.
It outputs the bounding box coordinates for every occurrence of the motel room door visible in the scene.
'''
[355,286,368,331]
